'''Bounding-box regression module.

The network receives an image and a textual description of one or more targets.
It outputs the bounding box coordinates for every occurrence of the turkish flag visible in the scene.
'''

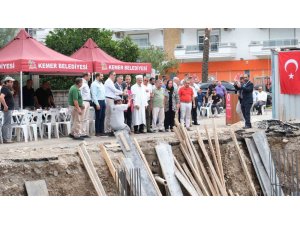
[279,51,300,94]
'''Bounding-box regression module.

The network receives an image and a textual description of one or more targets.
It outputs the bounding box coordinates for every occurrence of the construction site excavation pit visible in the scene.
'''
[1,120,299,196]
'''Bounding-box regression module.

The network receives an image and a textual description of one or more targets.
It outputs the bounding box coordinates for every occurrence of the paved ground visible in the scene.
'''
[0,109,272,160]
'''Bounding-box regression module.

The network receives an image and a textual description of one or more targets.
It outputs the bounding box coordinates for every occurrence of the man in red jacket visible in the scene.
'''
[178,79,195,131]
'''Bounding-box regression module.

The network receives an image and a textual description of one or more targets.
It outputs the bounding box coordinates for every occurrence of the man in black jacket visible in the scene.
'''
[240,74,253,129]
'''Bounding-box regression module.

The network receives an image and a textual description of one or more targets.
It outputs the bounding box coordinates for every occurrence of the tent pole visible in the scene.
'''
[20,71,23,110]
[92,72,94,82]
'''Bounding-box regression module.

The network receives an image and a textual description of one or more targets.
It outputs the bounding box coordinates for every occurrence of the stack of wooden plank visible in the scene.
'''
[245,130,284,196]
[172,120,228,196]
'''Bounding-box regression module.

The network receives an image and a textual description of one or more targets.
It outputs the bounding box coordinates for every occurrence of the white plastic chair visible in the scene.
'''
[58,108,72,136]
[34,109,44,139]
[12,110,30,142]
[200,101,213,118]
[27,111,39,141]
[42,108,60,139]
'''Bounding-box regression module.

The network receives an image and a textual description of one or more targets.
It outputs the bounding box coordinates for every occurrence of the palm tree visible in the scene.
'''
[201,28,211,83]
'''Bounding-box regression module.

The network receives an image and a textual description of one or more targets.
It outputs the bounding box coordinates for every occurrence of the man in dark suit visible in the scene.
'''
[240,74,253,129]
[115,75,124,99]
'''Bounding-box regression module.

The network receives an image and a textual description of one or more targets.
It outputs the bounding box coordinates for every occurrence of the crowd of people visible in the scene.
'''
[0,71,268,143]
[67,71,229,140]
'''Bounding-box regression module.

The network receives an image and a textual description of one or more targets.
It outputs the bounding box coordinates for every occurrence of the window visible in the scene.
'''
[128,33,149,48]
[197,29,220,52]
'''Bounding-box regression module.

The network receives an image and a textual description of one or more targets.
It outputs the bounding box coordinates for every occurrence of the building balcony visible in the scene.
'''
[249,39,299,58]
[174,42,237,61]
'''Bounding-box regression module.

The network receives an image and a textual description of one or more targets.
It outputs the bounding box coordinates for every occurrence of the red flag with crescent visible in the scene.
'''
[279,51,300,94]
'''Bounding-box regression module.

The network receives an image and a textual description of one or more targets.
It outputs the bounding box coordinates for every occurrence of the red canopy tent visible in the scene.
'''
[0,29,93,74]
[71,38,152,74]
[0,29,93,108]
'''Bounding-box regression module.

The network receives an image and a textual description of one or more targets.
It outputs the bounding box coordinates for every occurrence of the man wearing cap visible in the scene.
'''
[110,95,132,134]
[80,73,92,137]
[131,75,148,134]
[240,74,254,129]
[0,76,15,143]
[104,71,125,134]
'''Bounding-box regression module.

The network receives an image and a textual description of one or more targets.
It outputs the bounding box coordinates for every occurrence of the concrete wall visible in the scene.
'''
[124,29,164,47]
[52,90,69,107]
[163,28,181,59]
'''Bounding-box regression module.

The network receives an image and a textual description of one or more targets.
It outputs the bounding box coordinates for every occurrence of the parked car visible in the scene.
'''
[199,81,236,95]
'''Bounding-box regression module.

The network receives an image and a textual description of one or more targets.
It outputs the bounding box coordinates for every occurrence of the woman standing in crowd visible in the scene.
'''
[12,80,20,109]
[164,80,179,132]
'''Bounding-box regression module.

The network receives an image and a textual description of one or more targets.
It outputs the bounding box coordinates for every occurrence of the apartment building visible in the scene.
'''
[30,28,300,84]
[112,28,300,84]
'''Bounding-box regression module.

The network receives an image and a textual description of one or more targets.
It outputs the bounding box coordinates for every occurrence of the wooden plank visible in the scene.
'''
[115,130,159,196]
[133,138,162,196]
[228,189,234,196]
[155,143,183,196]
[212,119,225,187]
[204,126,222,182]
[182,126,217,196]
[180,142,209,195]
[79,142,106,196]
[181,163,203,196]
[245,138,272,196]
[197,128,228,196]
[25,180,49,196]
[252,131,284,196]
[99,144,117,182]
[175,168,199,196]
[118,132,130,151]
[230,128,257,196]
[174,156,192,186]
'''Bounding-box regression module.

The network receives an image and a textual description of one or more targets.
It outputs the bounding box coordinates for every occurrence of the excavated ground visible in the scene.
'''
[1,112,299,196]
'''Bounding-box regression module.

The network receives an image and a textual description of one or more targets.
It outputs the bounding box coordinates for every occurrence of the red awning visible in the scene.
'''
[0,29,93,74]
[71,38,151,74]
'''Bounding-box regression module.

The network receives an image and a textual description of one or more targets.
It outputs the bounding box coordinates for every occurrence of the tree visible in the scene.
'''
[45,28,139,62]
[202,28,211,83]
[44,28,140,90]
[0,28,19,48]
[138,46,178,76]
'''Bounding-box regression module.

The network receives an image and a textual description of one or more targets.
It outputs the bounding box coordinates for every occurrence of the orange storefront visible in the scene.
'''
[175,59,271,82]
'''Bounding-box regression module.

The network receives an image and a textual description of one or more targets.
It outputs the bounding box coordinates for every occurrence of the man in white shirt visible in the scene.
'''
[254,86,267,115]
[190,78,200,125]
[91,73,106,136]
[173,77,180,91]
[104,70,124,134]
[80,73,91,137]
[131,75,148,134]
[143,75,154,133]
[110,95,132,134]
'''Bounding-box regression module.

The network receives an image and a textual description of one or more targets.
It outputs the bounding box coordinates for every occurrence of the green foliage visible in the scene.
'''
[0,28,19,48]
[40,75,75,90]
[45,28,139,62]
[44,28,140,90]
[138,46,178,75]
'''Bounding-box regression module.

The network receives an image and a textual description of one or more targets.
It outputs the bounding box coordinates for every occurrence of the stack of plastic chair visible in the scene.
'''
[12,110,30,142]
[34,109,44,139]
[27,111,39,141]
[58,108,72,136]
[42,108,60,139]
